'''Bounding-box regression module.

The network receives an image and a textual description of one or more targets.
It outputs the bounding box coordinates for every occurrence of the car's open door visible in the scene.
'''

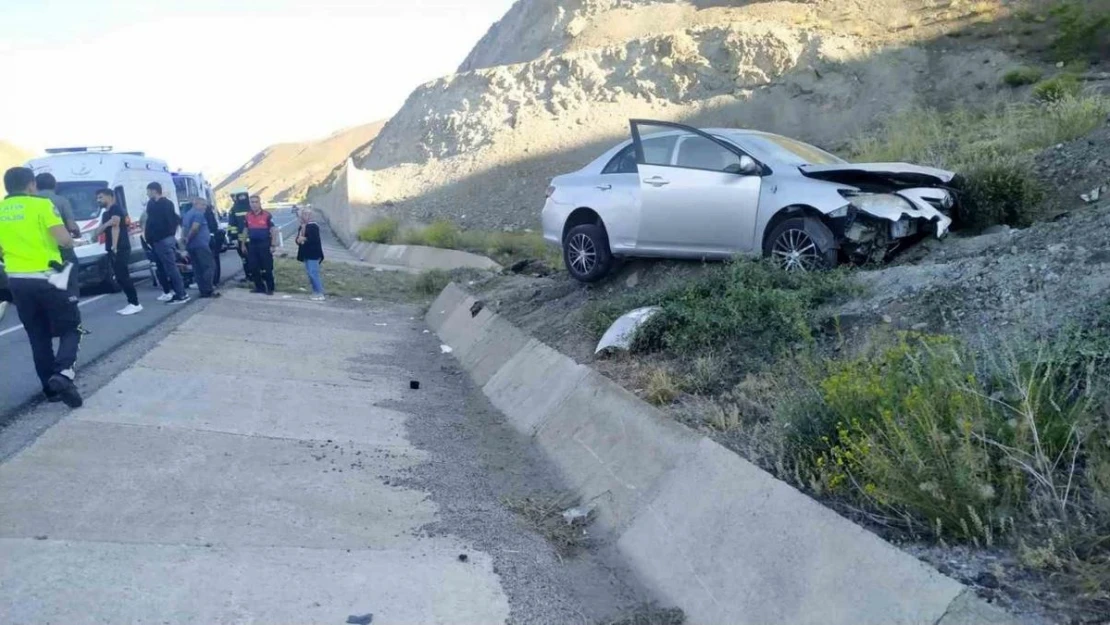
[629,120,763,256]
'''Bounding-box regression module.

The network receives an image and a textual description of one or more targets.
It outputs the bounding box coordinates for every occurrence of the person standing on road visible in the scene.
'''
[204,199,223,285]
[144,182,189,305]
[139,208,172,301]
[295,207,325,300]
[245,194,277,295]
[181,197,220,299]
[34,173,81,303]
[0,167,84,407]
[92,188,141,315]
[227,190,252,283]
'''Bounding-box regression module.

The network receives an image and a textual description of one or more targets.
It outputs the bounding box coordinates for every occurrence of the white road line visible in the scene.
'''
[0,294,108,338]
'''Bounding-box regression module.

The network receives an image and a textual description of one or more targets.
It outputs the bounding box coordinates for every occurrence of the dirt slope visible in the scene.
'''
[215,121,385,202]
[0,141,34,173]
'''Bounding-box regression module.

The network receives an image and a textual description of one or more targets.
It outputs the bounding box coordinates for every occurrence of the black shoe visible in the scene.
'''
[44,391,63,403]
[200,292,222,299]
[47,374,83,408]
[265,290,274,296]
[167,294,191,305]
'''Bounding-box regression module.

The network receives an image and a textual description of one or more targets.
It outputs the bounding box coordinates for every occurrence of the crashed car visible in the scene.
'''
[541,119,957,281]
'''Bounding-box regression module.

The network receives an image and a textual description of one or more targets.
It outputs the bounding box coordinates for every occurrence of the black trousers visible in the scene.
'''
[247,242,275,293]
[110,249,139,306]
[9,277,82,393]
[209,238,222,285]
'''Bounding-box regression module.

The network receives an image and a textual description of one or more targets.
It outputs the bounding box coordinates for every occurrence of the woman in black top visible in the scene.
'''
[295,208,325,300]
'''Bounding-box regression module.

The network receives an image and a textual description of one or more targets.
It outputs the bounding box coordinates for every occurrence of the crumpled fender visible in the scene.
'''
[854,189,953,238]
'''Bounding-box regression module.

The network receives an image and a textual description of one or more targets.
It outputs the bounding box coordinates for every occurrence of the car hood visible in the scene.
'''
[798,163,957,187]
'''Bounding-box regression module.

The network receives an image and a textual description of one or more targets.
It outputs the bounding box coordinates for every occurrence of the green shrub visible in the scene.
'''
[791,332,1103,544]
[1002,66,1044,87]
[413,269,452,296]
[358,217,400,244]
[1033,74,1082,103]
[588,261,853,366]
[1049,1,1110,63]
[956,160,1045,230]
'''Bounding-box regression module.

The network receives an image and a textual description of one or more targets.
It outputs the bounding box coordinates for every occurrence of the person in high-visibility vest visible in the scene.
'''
[0,167,84,407]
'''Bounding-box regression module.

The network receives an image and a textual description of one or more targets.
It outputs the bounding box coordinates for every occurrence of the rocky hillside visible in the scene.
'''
[0,141,33,173]
[215,121,384,203]
[308,0,1095,239]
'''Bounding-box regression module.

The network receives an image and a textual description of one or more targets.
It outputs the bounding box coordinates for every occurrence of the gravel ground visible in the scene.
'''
[365,301,655,624]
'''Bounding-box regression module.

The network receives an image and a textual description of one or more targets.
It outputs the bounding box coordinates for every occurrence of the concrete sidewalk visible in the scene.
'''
[0,291,531,624]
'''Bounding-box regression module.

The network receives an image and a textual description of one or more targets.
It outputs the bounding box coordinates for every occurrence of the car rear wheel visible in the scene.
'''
[764,217,838,272]
[563,224,613,283]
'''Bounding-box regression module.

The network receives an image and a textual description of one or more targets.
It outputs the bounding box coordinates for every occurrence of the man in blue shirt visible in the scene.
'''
[181,196,220,298]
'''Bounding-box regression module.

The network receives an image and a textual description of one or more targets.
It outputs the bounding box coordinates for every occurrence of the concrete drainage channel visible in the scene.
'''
[427,282,1018,625]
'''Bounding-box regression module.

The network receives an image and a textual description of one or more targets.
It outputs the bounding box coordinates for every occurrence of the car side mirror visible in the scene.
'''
[725,155,760,175]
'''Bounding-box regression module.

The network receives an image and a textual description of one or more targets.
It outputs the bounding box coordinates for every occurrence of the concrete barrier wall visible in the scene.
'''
[349,241,502,273]
[426,282,1017,625]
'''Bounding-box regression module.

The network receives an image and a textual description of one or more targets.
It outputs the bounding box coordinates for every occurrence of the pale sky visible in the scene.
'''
[0,0,515,177]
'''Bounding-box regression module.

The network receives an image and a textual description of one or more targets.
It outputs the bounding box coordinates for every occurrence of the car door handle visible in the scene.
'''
[644,177,669,187]
[595,184,612,191]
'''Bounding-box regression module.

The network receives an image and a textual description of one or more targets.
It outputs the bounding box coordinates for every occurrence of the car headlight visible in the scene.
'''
[838,191,915,216]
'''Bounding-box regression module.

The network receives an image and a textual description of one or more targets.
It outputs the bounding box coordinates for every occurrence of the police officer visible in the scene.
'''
[225,190,252,282]
[0,167,83,407]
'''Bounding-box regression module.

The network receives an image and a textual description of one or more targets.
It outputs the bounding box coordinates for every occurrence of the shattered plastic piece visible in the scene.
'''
[440,344,453,354]
[422,330,430,334]
[346,614,373,625]
[353,297,364,302]
[595,306,661,354]
[282,295,292,299]
[374,323,388,326]
[1080,185,1105,203]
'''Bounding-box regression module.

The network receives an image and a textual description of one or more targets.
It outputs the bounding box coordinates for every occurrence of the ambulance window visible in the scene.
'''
[173,177,188,199]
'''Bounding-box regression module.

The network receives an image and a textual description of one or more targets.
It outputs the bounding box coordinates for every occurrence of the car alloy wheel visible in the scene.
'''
[771,228,824,272]
[567,232,597,276]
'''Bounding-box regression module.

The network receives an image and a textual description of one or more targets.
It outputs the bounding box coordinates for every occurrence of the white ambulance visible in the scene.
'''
[25,147,180,292]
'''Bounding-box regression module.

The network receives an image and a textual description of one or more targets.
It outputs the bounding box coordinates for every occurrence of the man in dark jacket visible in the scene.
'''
[143,182,189,304]
[204,200,223,285]
[226,190,252,282]
[35,173,81,300]
[245,194,277,294]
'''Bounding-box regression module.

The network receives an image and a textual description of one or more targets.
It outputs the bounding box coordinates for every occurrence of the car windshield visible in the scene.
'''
[55,180,108,220]
[737,134,845,166]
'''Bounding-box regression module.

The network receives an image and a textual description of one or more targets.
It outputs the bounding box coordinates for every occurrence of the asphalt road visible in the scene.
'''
[0,209,298,420]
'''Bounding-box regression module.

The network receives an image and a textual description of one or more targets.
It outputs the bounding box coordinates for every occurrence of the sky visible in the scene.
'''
[0,0,515,177]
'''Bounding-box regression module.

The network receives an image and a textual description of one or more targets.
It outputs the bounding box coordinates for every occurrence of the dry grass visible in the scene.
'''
[269,257,483,303]
[504,492,596,558]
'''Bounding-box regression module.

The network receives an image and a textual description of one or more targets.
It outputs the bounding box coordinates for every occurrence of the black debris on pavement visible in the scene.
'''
[410,380,420,390]
[469,300,484,317]
[458,553,468,562]
[346,613,373,625]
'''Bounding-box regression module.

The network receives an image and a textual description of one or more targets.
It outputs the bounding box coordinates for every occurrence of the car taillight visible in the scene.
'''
[545,185,555,198]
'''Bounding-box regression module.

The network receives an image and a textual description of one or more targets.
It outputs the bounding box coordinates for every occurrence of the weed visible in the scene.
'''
[1033,74,1082,103]
[644,366,682,405]
[957,159,1045,229]
[413,269,452,296]
[403,219,460,249]
[358,217,400,244]
[504,493,596,557]
[270,258,479,302]
[1002,66,1044,87]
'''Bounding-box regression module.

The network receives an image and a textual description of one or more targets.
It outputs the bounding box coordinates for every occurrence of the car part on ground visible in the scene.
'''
[595,306,661,354]
[542,119,957,282]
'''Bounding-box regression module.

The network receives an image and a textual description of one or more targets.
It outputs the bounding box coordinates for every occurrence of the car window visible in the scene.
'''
[602,145,638,174]
[674,135,741,172]
[603,135,679,173]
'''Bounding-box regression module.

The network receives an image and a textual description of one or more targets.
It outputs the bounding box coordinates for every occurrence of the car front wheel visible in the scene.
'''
[764,217,838,272]
[563,224,613,283]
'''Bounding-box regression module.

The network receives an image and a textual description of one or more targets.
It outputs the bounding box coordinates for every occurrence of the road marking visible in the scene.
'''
[0,294,108,338]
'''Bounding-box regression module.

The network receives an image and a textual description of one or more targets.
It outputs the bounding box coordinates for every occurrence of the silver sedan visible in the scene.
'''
[542,119,957,282]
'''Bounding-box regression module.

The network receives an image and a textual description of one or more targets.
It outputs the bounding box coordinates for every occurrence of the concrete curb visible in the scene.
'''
[427,282,1019,625]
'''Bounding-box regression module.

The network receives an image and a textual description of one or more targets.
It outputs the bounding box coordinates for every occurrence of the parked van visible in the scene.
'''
[20,147,178,293]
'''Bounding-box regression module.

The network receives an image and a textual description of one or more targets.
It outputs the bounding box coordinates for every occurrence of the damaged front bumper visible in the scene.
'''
[827,189,954,262]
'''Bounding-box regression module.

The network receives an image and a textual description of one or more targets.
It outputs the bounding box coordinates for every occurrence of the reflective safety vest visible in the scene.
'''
[0,194,64,273]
